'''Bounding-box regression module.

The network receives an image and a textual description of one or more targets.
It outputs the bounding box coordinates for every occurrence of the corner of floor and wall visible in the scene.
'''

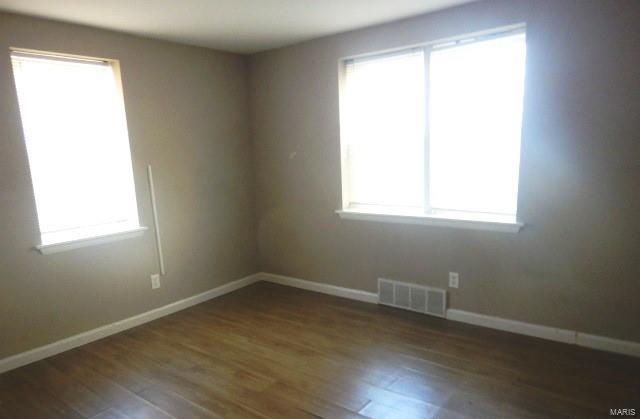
[0,10,260,369]
[245,0,640,357]
[2,0,640,374]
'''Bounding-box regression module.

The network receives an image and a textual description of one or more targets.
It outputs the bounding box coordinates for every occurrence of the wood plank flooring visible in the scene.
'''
[1,281,638,418]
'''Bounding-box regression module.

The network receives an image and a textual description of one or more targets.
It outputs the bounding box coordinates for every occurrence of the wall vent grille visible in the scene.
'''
[377,278,447,318]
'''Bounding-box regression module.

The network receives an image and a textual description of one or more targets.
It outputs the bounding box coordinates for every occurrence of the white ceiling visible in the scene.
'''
[0,0,476,54]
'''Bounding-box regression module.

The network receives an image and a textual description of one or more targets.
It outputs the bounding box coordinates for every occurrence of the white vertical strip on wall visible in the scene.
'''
[147,165,166,275]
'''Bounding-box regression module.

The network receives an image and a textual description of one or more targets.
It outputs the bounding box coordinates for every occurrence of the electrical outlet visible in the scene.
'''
[151,273,161,290]
[448,272,459,288]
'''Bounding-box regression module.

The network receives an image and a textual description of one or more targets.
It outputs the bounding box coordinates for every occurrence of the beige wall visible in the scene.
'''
[249,0,640,342]
[2,0,639,360]
[0,12,257,359]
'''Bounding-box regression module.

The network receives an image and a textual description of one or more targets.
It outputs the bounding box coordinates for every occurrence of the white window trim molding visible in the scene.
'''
[36,226,148,255]
[338,25,527,232]
[336,209,523,233]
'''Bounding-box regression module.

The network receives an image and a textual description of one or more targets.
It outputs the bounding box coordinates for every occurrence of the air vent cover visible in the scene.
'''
[379,280,394,305]
[377,278,446,318]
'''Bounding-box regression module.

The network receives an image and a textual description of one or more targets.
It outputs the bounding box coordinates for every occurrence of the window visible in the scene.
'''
[11,50,144,250]
[338,30,526,231]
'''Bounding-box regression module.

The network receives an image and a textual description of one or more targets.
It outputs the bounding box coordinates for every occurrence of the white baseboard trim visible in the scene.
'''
[260,272,640,358]
[0,273,260,374]
[259,272,378,304]
[3,272,638,374]
[576,333,640,358]
[446,309,577,344]
[446,310,640,357]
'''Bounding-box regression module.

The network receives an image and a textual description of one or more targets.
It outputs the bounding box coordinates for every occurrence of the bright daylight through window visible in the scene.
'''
[339,30,526,230]
[11,50,143,248]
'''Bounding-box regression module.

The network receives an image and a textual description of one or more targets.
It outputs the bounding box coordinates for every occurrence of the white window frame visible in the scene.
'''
[10,48,147,254]
[337,25,526,233]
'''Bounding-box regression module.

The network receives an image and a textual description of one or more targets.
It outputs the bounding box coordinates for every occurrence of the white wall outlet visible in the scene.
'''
[448,272,459,288]
[151,273,161,290]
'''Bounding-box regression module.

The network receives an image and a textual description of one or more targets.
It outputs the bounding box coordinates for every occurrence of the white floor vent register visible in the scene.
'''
[378,278,447,318]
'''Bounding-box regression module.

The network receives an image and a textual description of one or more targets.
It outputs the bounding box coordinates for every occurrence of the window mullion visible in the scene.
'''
[423,47,432,215]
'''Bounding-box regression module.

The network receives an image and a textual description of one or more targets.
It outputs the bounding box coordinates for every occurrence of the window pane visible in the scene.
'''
[429,33,526,215]
[342,50,425,209]
[11,53,140,244]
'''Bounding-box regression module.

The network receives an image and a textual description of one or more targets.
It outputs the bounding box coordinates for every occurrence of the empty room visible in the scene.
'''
[0,0,639,417]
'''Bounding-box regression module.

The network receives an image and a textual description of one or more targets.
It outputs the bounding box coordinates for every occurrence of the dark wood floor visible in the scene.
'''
[1,282,639,418]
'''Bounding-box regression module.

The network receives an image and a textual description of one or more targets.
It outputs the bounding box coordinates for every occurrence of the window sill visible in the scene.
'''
[336,209,523,233]
[36,226,148,255]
